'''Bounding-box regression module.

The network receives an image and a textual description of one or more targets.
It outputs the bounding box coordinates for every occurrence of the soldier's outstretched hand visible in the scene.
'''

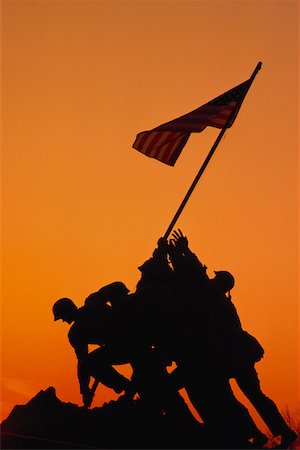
[171,229,189,250]
[167,239,177,259]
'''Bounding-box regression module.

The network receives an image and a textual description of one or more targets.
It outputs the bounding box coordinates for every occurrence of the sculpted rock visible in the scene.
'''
[1,387,210,449]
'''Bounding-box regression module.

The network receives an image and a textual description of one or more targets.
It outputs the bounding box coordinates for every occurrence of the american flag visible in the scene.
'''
[133,78,251,166]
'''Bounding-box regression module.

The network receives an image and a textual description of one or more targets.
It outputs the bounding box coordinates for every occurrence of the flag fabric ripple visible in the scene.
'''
[133,78,251,166]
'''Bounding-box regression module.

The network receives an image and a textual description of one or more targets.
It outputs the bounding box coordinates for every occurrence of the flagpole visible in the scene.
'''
[163,62,262,239]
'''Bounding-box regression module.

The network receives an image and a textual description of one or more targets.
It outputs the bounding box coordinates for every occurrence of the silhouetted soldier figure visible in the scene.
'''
[169,229,297,448]
[167,230,268,447]
[53,296,132,407]
[53,283,197,436]
[93,279,199,434]
[135,238,182,360]
[214,272,298,449]
[133,237,258,447]
[131,240,206,444]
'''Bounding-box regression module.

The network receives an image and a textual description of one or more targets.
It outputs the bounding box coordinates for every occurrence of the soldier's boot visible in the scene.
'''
[252,431,268,448]
[277,429,298,449]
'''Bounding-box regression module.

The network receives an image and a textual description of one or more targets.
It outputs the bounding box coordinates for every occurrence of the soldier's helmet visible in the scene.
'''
[98,282,129,301]
[214,271,235,293]
[53,298,77,321]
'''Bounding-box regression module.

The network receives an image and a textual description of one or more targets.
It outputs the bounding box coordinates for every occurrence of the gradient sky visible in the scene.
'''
[1,0,299,430]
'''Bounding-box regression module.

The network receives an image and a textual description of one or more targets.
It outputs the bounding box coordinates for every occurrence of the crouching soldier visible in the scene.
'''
[52,297,132,407]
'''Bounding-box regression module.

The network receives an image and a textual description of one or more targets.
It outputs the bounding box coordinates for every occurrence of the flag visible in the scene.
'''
[133,78,252,166]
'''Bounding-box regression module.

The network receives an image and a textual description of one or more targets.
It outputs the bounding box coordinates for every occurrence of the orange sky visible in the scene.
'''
[1,0,299,431]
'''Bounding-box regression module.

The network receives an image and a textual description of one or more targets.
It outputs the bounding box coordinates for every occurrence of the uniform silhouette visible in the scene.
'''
[211,271,298,449]
[133,235,263,446]
[166,231,268,447]
[53,281,197,431]
[168,229,297,448]
[53,296,132,407]
[52,231,297,448]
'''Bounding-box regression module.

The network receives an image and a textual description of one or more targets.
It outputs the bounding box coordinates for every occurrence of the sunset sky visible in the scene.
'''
[1,0,299,431]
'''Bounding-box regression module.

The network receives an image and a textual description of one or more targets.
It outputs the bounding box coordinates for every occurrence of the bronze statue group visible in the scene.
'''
[53,230,297,449]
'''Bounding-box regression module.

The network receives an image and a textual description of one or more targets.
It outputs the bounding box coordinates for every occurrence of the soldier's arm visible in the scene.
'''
[69,330,92,406]
[170,229,207,279]
[74,343,89,390]
[152,237,169,262]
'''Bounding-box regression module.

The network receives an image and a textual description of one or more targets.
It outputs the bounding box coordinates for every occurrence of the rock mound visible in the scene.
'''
[1,387,212,449]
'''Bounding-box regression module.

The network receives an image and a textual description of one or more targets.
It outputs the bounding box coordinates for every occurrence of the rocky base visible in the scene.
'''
[0,387,255,449]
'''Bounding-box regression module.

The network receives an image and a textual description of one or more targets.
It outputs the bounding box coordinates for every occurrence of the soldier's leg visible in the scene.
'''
[235,365,297,445]
[183,361,265,446]
[131,358,202,450]
[82,347,131,393]
[214,374,268,447]
[132,350,196,424]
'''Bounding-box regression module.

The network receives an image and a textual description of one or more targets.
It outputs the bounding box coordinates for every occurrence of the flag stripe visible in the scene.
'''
[153,134,183,164]
[148,132,173,157]
[133,78,251,165]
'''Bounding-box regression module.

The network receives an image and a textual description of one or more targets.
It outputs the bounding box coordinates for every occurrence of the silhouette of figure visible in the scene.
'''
[53,283,197,432]
[53,297,132,407]
[166,230,268,447]
[131,240,204,442]
[212,272,298,449]
[135,237,183,360]
[97,279,199,431]
[169,229,297,448]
